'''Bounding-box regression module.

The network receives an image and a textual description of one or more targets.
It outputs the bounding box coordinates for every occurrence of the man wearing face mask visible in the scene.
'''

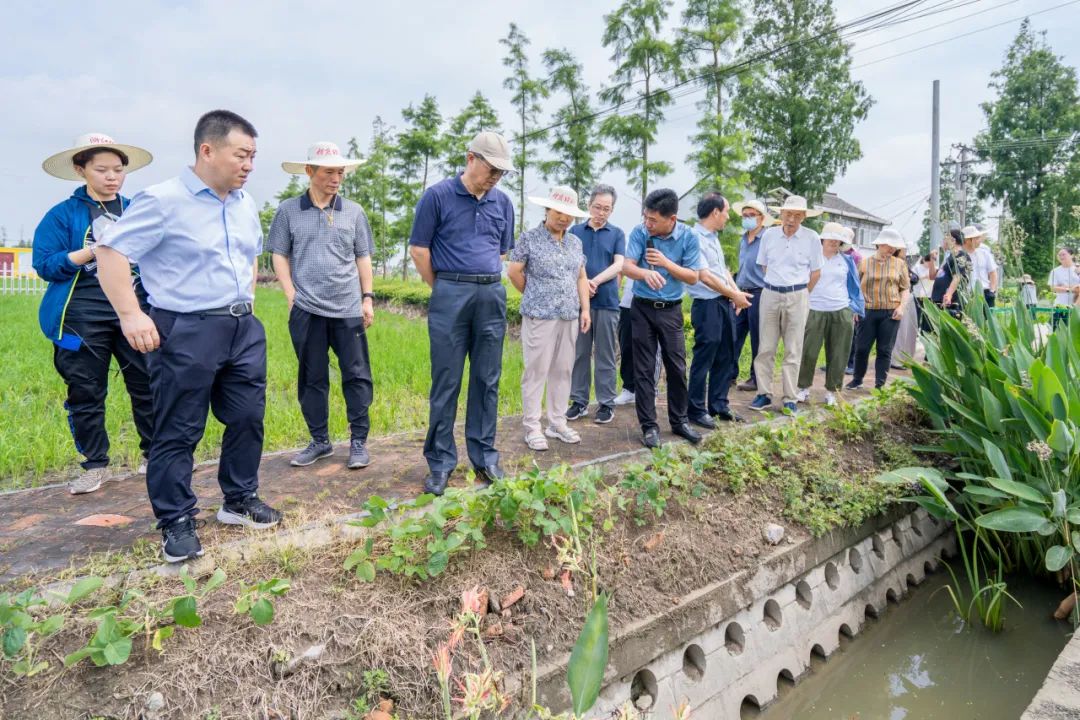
[731,200,772,392]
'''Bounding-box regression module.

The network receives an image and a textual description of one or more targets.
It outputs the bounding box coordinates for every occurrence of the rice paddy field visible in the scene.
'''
[0,286,527,489]
[0,282,769,490]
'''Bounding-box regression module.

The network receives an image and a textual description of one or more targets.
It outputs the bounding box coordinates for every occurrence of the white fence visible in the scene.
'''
[0,264,47,295]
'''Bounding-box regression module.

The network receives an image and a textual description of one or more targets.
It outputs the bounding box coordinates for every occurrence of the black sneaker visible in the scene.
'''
[845,380,863,390]
[347,439,370,469]
[217,494,282,529]
[161,515,203,563]
[594,405,614,424]
[565,402,588,421]
[290,439,334,467]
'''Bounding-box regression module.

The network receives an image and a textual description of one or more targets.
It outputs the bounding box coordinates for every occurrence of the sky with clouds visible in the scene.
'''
[1,0,1078,244]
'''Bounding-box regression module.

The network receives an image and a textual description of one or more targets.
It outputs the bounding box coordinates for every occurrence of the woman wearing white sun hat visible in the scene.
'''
[32,133,155,495]
[847,228,911,391]
[795,221,864,406]
[507,186,592,451]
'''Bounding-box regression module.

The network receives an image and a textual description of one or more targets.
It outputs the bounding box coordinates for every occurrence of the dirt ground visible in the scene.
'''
[0,402,930,720]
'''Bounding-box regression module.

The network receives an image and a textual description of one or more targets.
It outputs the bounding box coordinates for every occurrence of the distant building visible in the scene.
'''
[765,187,889,252]
[0,247,35,276]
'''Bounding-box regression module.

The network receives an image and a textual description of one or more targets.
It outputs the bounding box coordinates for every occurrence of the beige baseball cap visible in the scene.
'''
[467,131,515,173]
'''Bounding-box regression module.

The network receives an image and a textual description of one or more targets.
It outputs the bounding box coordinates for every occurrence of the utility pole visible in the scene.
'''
[929,80,942,252]
[954,143,973,227]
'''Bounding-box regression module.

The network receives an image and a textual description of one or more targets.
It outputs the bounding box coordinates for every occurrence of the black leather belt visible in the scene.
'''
[633,296,681,309]
[437,272,501,284]
[764,283,808,294]
[739,286,763,293]
[196,302,254,317]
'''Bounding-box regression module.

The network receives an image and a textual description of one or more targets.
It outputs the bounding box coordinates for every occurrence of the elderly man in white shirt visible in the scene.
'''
[963,225,999,307]
[749,196,824,414]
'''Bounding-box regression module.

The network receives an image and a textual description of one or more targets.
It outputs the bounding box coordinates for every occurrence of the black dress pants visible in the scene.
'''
[145,309,266,527]
[288,307,373,443]
[630,298,689,432]
[852,309,900,389]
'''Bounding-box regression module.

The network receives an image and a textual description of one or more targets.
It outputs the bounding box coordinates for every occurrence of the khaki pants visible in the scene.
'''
[753,288,810,403]
[521,316,579,435]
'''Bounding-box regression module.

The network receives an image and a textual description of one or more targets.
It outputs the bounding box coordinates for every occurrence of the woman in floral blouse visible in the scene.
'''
[507,186,592,451]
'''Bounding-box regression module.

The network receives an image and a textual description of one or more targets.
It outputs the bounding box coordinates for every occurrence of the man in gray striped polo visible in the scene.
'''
[269,142,376,470]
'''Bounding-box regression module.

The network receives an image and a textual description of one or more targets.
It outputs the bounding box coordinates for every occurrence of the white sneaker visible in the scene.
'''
[69,466,109,495]
[613,389,636,406]
[545,425,581,444]
[525,431,549,451]
[795,389,810,403]
[825,392,837,407]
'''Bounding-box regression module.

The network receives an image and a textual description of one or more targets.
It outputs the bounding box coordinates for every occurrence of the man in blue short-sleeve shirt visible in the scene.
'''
[94,110,282,564]
[620,188,705,449]
[408,132,515,496]
[566,183,625,425]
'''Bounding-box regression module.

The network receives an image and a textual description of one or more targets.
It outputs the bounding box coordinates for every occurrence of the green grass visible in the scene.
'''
[0,287,524,489]
[1,279,795,489]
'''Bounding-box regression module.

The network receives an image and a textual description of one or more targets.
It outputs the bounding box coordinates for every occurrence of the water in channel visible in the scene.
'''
[756,569,1072,720]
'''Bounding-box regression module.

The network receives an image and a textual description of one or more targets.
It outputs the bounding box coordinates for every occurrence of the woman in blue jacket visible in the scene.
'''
[33,134,155,495]
[795,221,865,406]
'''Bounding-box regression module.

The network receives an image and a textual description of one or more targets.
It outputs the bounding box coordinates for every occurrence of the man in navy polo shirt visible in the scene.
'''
[566,183,625,425]
[621,188,704,449]
[408,132,515,496]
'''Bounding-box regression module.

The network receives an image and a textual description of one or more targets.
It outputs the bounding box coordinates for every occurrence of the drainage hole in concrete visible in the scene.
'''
[630,669,658,712]
[824,561,840,590]
[763,599,783,630]
[725,622,745,655]
[906,572,919,588]
[872,533,886,560]
[849,547,864,574]
[777,668,796,699]
[865,603,880,621]
[838,623,854,649]
[886,587,901,605]
[912,518,924,537]
[892,523,904,546]
[924,559,938,575]
[682,644,706,682]
[809,643,828,669]
[796,580,813,610]
[941,542,956,560]
[740,695,762,719]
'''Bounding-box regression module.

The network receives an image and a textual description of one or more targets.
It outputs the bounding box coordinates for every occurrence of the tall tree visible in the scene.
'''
[975,20,1080,279]
[679,0,749,200]
[394,97,444,280]
[398,95,444,193]
[342,119,398,277]
[441,92,502,177]
[598,0,684,206]
[539,48,603,199]
[733,0,872,201]
[501,23,549,232]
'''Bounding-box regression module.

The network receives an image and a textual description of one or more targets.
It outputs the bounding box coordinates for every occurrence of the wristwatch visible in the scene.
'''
[362,292,375,300]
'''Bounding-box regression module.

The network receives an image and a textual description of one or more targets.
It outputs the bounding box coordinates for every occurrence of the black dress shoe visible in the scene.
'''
[671,423,702,444]
[714,409,745,423]
[423,471,450,496]
[689,414,717,430]
[642,428,660,448]
[474,464,506,487]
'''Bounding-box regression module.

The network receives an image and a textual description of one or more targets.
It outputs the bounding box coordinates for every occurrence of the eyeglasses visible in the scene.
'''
[589,203,613,214]
[471,153,507,179]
